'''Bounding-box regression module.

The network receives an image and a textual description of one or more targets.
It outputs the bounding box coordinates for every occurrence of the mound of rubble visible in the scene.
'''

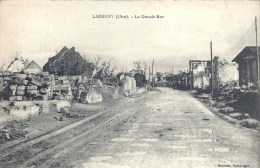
[3,72,72,101]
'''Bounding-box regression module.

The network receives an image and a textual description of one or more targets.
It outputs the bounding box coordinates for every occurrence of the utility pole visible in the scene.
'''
[152,59,154,88]
[172,69,174,89]
[148,66,151,85]
[255,16,260,93]
[210,41,213,94]
[189,61,192,90]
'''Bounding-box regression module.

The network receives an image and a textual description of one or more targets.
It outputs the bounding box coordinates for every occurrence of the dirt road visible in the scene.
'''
[0,88,259,168]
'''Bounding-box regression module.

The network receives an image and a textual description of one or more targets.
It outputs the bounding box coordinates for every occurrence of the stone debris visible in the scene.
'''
[137,88,147,94]
[5,73,74,101]
[8,104,40,120]
[2,72,143,104]
[53,100,71,111]
[122,77,136,96]
[112,87,119,99]
[80,90,103,104]
[95,79,103,88]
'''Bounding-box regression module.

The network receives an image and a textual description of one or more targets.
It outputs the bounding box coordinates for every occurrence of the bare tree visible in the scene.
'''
[133,61,142,70]
[4,52,29,72]
[83,54,117,80]
[133,61,147,76]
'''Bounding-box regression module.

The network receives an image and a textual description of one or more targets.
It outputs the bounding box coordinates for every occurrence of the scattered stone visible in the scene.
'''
[244,113,250,119]
[14,79,28,85]
[33,95,48,101]
[80,90,103,104]
[27,85,38,90]
[16,86,26,96]
[42,76,52,83]
[112,88,119,99]
[202,118,210,121]
[27,89,38,95]
[15,96,23,101]
[219,107,234,114]
[5,132,11,140]
[54,95,64,100]
[8,96,16,101]
[228,113,244,120]
[15,73,27,79]
[9,84,17,90]
[41,71,49,77]
[58,76,67,81]
[54,116,63,121]
[137,88,146,94]
[60,107,69,113]
[39,88,48,95]
[123,77,136,95]
[215,102,226,108]
[240,119,259,129]
[61,79,69,85]
[95,80,103,88]
[53,101,71,111]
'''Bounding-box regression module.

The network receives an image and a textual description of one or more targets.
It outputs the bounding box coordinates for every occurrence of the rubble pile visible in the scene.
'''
[4,73,73,101]
[122,77,136,96]
[52,76,72,100]
[80,88,103,104]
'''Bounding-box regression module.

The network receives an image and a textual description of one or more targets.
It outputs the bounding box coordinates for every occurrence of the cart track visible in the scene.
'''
[19,104,144,168]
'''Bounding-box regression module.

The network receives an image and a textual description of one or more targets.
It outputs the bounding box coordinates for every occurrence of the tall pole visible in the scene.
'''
[172,69,174,89]
[189,61,192,90]
[210,41,213,94]
[152,59,154,88]
[255,16,260,93]
[148,66,151,85]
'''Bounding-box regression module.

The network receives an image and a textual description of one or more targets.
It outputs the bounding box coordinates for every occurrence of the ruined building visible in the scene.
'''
[43,46,92,76]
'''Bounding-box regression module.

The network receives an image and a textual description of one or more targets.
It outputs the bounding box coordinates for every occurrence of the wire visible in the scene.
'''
[226,21,255,57]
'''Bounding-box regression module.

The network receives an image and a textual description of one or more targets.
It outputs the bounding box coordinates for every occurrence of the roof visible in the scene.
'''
[44,46,70,67]
[23,60,42,70]
[232,46,260,62]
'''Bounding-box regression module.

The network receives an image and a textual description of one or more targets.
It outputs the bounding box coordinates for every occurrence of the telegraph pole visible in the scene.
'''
[189,61,192,90]
[210,41,214,94]
[172,69,174,89]
[148,66,151,85]
[152,59,154,88]
[255,16,260,93]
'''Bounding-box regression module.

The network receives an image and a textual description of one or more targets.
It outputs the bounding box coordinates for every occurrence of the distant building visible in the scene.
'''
[43,46,92,76]
[5,59,26,73]
[219,63,239,85]
[190,60,211,89]
[129,69,144,77]
[5,59,41,74]
[23,61,42,74]
[232,46,260,86]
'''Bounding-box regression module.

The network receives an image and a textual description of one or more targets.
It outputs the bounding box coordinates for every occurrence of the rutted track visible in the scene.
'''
[39,104,145,168]
[0,111,104,157]
[0,94,150,168]
[19,105,144,168]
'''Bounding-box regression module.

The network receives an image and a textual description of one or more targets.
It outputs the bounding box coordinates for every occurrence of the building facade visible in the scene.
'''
[232,46,259,86]
[43,46,92,76]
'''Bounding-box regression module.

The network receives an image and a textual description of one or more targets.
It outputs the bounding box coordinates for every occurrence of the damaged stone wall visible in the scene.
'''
[122,77,136,96]
[219,63,239,86]
[2,72,73,101]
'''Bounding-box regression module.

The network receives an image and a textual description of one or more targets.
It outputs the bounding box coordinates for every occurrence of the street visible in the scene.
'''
[0,88,259,168]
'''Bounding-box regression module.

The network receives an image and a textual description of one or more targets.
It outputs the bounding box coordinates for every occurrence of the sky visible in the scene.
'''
[0,0,260,73]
